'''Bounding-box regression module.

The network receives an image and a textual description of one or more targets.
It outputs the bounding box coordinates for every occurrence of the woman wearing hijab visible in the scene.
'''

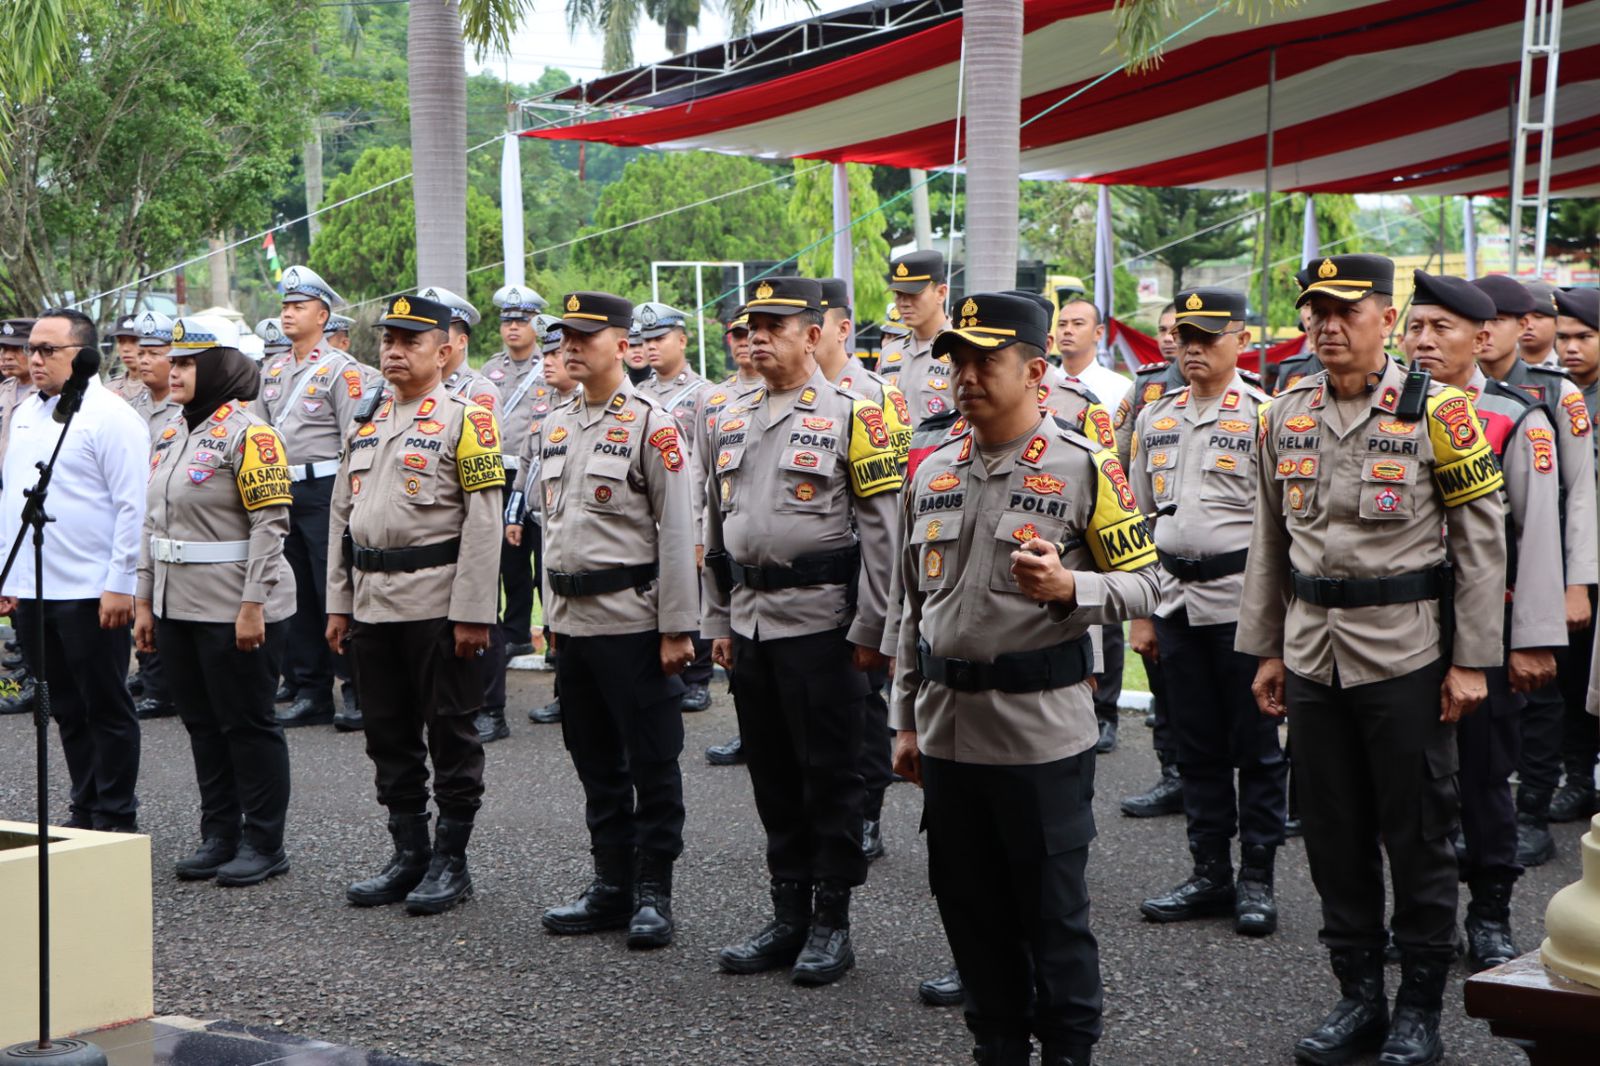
[134,315,298,886]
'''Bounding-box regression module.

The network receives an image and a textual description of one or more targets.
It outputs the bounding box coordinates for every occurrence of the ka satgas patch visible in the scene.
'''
[236,427,292,512]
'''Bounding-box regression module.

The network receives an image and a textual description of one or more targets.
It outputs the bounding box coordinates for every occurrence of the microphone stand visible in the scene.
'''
[1,377,108,1066]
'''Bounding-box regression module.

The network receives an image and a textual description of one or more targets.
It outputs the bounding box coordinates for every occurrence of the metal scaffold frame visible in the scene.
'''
[1509,0,1564,276]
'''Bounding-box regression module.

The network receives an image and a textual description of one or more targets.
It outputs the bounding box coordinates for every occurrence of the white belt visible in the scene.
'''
[289,459,341,482]
[501,455,520,472]
[150,538,251,564]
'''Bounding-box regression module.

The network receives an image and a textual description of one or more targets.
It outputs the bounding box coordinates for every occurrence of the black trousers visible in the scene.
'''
[683,633,714,687]
[282,475,342,700]
[1093,624,1122,725]
[498,514,535,649]
[1287,660,1459,953]
[1155,613,1286,851]
[1520,680,1565,796]
[732,627,869,887]
[859,666,893,821]
[1458,665,1522,881]
[17,599,139,829]
[923,752,1100,1049]
[134,649,170,705]
[1143,649,1176,766]
[159,618,291,851]
[347,617,486,822]
[1560,612,1598,785]
[554,630,686,858]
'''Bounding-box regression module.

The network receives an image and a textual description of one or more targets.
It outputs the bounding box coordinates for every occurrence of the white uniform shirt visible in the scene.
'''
[1063,357,1132,411]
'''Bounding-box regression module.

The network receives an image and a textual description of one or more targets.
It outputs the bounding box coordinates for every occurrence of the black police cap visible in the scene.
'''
[1556,288,1599,330]
[1413,272,1497,322]
[744,277,823,316]
[0,319,34,348]
[555,291,633,334]
[108,315,141,339]
[933,292,1051,358]
[818,278,851,313]
[375,294,450,333]
[887,250,947,294]
[1296,254,1395,307]
[1471,275,1537,317]
[1002,289,1056,321]
[1173,288,1248,334]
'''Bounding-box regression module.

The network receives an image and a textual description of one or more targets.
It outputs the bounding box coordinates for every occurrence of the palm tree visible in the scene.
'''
[567,0,775,73]
[963,0,1023,292]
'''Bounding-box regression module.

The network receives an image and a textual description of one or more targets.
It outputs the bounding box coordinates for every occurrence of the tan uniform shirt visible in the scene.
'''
[133,392,182,444]
[1503,361,1599,586]
[480,350,548,458]
[260,344,378,466]
[139,405,296,623]
[1129,375,1267,625]
[878,328,953,426]
[108,371,147,405]
[0,377,36,474]
[1040,364,1118,451]
[700,367,902,649]
[532,379,699,638]
[699,375,766,487]
[326,387,505,625]
[511,385,577,501]
[1236,358,1509,684]
[637,366,717,539]
[1113,362,1185,462]
[1464,368,1567,651]
[889,416,1160,764]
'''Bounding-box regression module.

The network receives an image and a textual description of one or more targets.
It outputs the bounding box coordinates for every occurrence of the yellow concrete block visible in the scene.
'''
[0,821,153,1045]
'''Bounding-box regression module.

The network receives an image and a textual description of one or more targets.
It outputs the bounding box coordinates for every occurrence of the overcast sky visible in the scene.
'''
[467,0,861,84]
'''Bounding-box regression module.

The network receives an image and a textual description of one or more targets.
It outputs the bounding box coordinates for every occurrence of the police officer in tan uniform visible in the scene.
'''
[1401,271,1566,973]
[107,314,150,403]
[134,315,297,887]
[722,311,761,389]
[529,291,698,950]
[1238,254,1508,1066]
[878,250,952,425]
[255,318,290,361]
[127,312,183,721]
[327,294,504,916]
[1473,274,1599,867]
[891,291,1160,1066]
[0,319,36,474]
[261,265,377,730]
[1126,288,1286,938]
[324,314,354,353]
[704,276,902,986]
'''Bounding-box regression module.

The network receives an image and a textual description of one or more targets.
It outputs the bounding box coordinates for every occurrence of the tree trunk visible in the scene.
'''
[304,119,325,244]
[208,236,229,308]
[665,17,688,55]
[409,0,469,292]
[963,0,1023,292]
[910,168,934,249]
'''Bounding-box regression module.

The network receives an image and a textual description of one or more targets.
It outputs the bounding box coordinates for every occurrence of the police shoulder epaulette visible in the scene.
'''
[1056,420,1102,453]
[1134,360,1168,377]
[1283,369,1326,393]
[1485,378,1536,408]
[1525,363,1572,380]
[1059,376,1101,404]
[1238,368,1263,388]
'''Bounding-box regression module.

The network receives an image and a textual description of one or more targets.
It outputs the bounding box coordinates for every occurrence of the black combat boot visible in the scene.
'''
[718,879,811,974]
[792,881,854,985]
[705,734,744,765]
[474,705,510,743]
[347,812,432,906]
[862,818,885,861]
[1120,761,1183,818]
[1549,776,1597,822]
[627,851,675,949]
[1378,951,1449,1065]
[1293,948,1388,1065]
[919,966,964,1006]
[1040,1043,1092,1066]
[1463,872,1518,973]
[1140,841,1234,922]
[174,837,238,881]
[215,841,289,887]
[1235,843,1278,937]
[405,817,474,915]
[972,1034,1032,1065]
[542,848,633,934]
[1515,787,1556,867]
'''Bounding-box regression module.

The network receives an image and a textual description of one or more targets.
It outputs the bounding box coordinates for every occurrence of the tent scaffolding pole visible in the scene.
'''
[1258,47,1276,364]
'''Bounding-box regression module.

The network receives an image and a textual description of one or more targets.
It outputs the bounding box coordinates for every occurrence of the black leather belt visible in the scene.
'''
[1158,547,1249,583]
[916,634,1094,695]
[731,546,859,592]
[349,537,460,573]
[548,562,658,597]
[1291,566,1447,608]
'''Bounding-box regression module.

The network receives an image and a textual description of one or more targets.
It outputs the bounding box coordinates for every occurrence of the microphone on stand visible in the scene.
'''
[52,347,100,425]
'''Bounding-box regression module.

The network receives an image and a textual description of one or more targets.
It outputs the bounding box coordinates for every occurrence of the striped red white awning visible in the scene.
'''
[525,0,1600,197]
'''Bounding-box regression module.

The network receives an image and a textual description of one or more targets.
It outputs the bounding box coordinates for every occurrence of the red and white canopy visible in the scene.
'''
[526,0,1600,197]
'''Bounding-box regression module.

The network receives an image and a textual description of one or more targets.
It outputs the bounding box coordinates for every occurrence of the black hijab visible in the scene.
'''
[182,347,262,430]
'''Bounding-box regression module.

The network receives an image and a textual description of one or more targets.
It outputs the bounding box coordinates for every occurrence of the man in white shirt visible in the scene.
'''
[0,309,150,831]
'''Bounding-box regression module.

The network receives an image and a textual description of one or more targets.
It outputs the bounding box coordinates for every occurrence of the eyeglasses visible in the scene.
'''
[23,343,87,359]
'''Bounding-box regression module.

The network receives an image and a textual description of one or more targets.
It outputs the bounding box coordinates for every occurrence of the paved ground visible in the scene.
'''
[0,670,1585,1065]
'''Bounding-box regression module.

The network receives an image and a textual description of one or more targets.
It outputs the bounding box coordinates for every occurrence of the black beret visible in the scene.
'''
[1296,254,1396,307]
[1556,288,1599,330]
[1412,272,1497,322]
[933,292,1051,358]
[745,276,823,316]
[555,291,633,334]
[1174,288,1248,334]
[887,250,947,294]
[1523,279,1560,317]
[1471,275,1537,317]
[375,294,450,333]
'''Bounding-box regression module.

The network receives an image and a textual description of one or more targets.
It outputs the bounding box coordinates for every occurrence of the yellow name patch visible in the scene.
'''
[236,427,292,511]
[848,397,903,498]
[1091,512,1157,573]
[457,405,506,493]
[1433,444,1503,508]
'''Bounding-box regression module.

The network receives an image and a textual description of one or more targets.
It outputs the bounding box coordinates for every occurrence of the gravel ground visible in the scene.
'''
[0,671,1584,1065]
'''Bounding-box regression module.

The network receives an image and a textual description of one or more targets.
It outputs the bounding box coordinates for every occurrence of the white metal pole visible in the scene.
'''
[832,163,855,308]
[695,266,707,378]
[1463,197,1479,279]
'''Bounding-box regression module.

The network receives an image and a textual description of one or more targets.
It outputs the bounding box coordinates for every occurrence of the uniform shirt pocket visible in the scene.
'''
[774,445,839,514]
[538,453,567,515]
[1145,447,1178,504]
[394,449,437,505]
[584,453,632,515]
[1357,456,1417,521]
[989,510,1068,595]
[913,512,962,592]
[1273,454,1319,521]
[1199,448,1254,507]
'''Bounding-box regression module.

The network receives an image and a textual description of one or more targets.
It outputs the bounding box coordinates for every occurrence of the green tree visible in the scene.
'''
[309,145,503,317]
[0,0,316,322]
[1018,180,1098,272]
[1263,192,1358,331]
[787,162,891,327]
[1483,196,1600,267]
[571,152,800,305]
[1114,185,1252,293]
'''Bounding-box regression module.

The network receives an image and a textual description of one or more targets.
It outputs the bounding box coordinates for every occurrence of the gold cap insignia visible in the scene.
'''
[1185,293,1203,310]
[961,298,978,318]
[894,262,909,278]
[566,294,580,312]
[755,281,774,300]
[394,296,412,317]
[1318,258,1337,279]
[171,320,186,340]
